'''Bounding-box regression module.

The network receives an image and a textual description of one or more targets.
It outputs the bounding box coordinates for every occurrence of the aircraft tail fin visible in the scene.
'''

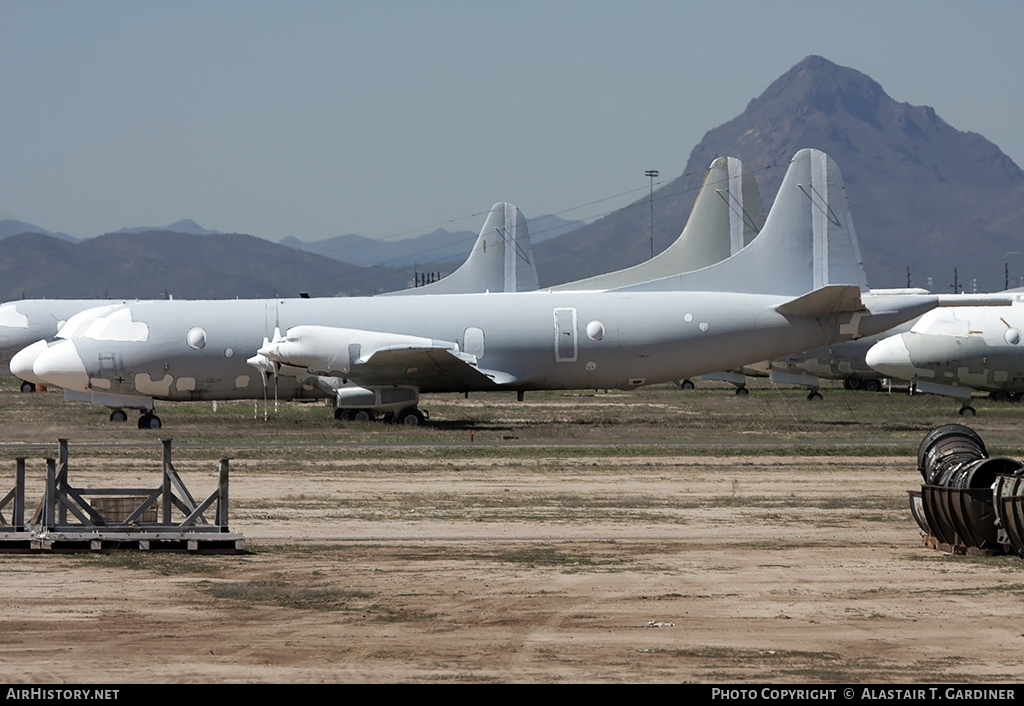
[707,155,764,258]
[387,202,540,296]
[552,157,763,291]
[616,149,869,296]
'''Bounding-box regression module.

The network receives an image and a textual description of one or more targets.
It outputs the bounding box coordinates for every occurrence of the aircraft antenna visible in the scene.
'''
[493,227,532,264]
[797,184,843,227]
[716,190,762,234]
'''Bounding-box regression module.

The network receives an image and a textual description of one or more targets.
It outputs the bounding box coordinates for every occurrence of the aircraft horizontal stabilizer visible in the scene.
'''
[775,285,864,316]
[935,294,1014,307]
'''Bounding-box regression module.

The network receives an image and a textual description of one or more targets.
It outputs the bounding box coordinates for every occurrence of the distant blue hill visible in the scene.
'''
[281,213,583,267]
[0,218,222,241]
[2,212,583,270]
[0,220,79,243]
[113,219,221,236]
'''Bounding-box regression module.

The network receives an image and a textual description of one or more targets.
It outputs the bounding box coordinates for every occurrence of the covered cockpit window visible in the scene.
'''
[80,307,150,342]
[910,309,970,338]
[56,304,128,340]
[0,303,29,329]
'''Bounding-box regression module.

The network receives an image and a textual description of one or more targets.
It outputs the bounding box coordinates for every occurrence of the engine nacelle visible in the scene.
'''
[258,325,459,376]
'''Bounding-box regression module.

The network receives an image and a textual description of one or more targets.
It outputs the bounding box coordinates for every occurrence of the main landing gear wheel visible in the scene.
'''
[109,409,128,423]
[19,381,36,393]
[735,386,749,396]
[958,405,976,417]
[862,379,882,393]
[397,407,425,426]
[807,391,823,401]
[334,408,374,421]
[138,412,162,429]
[680,379,695,390]
[334,408,377,422]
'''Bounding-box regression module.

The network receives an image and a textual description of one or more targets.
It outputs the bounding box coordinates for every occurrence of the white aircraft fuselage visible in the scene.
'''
[0,299,115,375]
[866,297,1024,400]
[28,289,935,410]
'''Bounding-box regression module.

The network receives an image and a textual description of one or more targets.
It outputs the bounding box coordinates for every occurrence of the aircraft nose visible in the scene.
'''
[10,340,50,385]
[31,340,90,391]
[865,334,915,378]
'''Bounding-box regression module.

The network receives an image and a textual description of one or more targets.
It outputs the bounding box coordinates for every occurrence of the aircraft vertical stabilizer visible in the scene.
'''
[387,202,540,296]
[617,149,869,296]
[551,157,764,291]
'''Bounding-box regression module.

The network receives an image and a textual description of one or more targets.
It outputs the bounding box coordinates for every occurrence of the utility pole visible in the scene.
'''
[645,170,659,259]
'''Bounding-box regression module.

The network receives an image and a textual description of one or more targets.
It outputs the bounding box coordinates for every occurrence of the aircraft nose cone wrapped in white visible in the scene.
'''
[865,334,915,378]
[10,339,51,385]
[31,340,90,392]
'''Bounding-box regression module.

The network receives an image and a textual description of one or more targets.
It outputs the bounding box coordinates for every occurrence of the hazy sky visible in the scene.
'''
[3,1,1023,243]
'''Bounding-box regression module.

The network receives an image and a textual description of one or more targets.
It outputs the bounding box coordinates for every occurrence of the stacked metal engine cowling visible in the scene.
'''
[910,424,1024,560]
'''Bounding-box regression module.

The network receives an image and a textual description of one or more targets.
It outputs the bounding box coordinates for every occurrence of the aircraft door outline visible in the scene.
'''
[464,327,485,359]
[553,307,578,363]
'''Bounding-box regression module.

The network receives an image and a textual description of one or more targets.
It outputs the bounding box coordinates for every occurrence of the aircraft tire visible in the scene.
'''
[353,409,371,422]
[333,407,345,420]
[398,407,425,426]
[863,379,882,393]
[109,409,128,423]
[735,386,749,396]
[138,413,162,429]
[958,405,977,417]
[19,381,35,393]
[680,379,695,390]
[807,391,823,401]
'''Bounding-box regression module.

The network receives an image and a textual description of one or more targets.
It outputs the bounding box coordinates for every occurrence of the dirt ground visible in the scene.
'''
[0,381,1022,683]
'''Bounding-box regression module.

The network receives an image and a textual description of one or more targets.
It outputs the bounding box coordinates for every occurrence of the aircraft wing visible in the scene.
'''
[256,324,516,391]
[357,346,517,390]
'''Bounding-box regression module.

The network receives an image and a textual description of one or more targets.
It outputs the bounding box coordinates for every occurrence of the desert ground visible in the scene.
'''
[0,378,1022,684]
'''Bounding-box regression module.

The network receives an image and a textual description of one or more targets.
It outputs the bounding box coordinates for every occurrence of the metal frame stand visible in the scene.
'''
[1,439,245,553]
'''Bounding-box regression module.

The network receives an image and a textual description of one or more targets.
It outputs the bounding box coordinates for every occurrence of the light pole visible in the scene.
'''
[645,170,659,259]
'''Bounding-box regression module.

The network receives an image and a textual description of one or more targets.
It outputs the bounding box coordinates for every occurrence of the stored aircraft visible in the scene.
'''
[865,295,1024,415]
[11,156,761,422]
[0,299,116,388]
[20,149,995,428]
[9,200,539,405]
[763,320,917,398]
[252,157,765,417]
